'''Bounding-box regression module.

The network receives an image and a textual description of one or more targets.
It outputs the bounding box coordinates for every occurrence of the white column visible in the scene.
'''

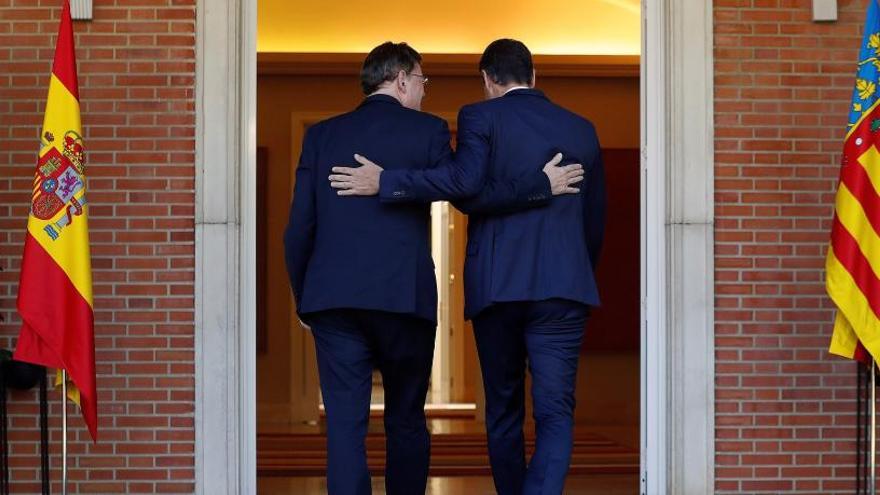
[194,0,256,492]
[642,0,715,492]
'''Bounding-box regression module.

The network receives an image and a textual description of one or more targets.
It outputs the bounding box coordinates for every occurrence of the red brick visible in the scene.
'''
[0,2,196,491]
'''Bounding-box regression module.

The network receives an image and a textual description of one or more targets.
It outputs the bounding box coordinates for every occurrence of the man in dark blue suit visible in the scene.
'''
[331,39,606,495]
[284,42,585,495]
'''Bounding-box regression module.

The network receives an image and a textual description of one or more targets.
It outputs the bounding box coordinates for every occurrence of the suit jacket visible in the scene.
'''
[284,94,552,323]
[379,89,607,319]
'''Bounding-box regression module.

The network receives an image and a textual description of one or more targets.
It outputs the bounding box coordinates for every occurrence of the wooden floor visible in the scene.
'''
[258,416,639,494]
[257,474,639,494]
[258,430,637,478]
[258,418,638,479]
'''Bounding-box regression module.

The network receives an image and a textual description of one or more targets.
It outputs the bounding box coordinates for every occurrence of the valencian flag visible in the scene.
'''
[14,0,97,441]
[828,0,880,364]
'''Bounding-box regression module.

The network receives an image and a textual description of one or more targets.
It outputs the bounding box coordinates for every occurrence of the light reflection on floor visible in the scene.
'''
[257,475,639,494]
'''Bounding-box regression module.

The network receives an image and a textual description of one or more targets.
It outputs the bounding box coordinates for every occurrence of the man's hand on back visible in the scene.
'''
[329,154,384,196]
[543,153,584,196]
[329,152,583,198]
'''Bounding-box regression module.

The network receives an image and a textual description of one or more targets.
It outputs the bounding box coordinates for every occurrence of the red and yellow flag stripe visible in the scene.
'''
[14,0,97,441]
[828,99,880,363]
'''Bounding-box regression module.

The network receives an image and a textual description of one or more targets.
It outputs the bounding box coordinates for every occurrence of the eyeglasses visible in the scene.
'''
[408,72,429,86]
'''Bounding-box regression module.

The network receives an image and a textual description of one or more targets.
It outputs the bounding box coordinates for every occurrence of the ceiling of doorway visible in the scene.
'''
[258,0,641,55]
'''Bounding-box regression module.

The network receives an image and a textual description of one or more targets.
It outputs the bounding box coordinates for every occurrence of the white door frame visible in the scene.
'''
[193,0,715,493]
[641,0,715,493]
[193,0,257,492]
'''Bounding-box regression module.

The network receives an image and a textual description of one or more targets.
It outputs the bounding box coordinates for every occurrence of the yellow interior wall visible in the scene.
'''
[258,0,640,55]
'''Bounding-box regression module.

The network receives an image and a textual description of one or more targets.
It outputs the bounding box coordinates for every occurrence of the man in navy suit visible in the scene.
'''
[331,39,606,495]
[284,42,585,495]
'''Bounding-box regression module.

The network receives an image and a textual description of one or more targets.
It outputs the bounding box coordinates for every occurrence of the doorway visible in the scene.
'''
[254,26,641,495]
[192,0,716,492]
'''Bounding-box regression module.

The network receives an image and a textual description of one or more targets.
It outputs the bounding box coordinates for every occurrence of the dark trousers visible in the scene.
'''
[308,309,436,495]
[472,299,588,495]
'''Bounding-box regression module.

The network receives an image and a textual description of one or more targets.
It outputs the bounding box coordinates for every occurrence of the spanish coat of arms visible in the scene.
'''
[32,131,87,240]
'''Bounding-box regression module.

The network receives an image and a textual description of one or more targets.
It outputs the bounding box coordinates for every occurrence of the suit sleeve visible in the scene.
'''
[378,107,488,202]
[451,168,551,215]
[284,127,318,311]
[583,135,607,271]
[379,106,553,213]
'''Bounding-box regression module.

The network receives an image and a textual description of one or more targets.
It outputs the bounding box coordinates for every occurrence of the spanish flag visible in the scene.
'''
[14,0,97,441]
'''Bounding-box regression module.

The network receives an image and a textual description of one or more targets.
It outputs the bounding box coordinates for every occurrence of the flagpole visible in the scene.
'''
[872,360,876,495]
[61,370,68,495]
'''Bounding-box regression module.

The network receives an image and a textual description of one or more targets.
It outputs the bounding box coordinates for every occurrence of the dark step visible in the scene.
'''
[257,431,638,477]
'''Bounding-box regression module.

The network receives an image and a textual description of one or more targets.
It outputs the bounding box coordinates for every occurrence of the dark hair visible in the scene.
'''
[479,39,534,86]
[360,42,422,95]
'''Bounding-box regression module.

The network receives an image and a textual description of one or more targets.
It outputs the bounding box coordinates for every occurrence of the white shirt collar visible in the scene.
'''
[503,86,531,96]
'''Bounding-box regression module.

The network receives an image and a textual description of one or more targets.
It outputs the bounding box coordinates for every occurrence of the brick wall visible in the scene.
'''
[714,0,867,492]
[3,0,874,492]
[0,0,196,493]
